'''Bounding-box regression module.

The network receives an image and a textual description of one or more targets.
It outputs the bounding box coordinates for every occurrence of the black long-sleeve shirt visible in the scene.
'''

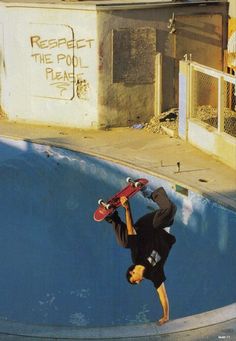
[129,188,176,288]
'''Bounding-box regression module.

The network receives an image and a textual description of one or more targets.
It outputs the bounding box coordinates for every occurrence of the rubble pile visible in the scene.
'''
[0,109,7,120]
[195,105,217,124]
[222,107,236,137]
[144,108,178,135]
[195,105,236,136]
[144,114,161,133]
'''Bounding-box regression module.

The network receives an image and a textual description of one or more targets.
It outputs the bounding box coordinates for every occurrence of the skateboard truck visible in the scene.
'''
[98,199,112,210]
[97,178,142,211]
[94,177,149,221]
[126,177,142,188]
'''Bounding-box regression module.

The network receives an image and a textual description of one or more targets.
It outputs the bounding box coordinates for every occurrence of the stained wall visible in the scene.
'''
[97,2,228,127]
[0,3,99,128]
[0,1,228,128]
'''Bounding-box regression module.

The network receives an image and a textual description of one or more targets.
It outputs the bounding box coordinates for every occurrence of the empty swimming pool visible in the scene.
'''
[0,137,235,329]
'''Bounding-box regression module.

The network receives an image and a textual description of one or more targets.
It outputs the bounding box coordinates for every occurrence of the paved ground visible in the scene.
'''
[0,120,236,340]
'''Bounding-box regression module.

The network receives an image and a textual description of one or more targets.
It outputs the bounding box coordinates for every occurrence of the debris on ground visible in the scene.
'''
[144,105,236,137]
[132,123,145,129]
[144,108,179,136]
[195,105,236,137]
[0,108,7,120]
[195,105,217,122]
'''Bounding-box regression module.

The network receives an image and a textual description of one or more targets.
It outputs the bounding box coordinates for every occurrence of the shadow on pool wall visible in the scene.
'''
[0,137,235,328]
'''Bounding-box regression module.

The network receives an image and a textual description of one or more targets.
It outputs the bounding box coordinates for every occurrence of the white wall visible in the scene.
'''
[0,5,98,128]
[188,120,236,170]
[229,0,236,18]
[178,60,236,170]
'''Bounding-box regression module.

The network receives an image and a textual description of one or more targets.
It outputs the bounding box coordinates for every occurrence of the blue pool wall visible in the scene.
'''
[0,137,235,328]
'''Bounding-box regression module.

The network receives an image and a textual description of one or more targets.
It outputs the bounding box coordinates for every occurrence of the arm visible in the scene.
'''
[120,196,136,235]
[156,282,169,325]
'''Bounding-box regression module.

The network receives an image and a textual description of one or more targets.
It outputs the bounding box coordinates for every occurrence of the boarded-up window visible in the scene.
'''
[112,28,156,84]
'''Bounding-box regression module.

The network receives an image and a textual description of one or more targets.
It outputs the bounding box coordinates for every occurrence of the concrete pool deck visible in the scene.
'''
[0,119,236,340]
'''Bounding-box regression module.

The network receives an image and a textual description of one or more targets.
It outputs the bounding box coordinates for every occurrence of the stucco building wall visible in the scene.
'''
[97,2,228,127]
[0,4,99,128]
[0,1,229,129]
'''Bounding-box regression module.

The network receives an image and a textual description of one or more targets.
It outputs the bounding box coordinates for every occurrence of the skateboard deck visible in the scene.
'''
[93,177,148,222]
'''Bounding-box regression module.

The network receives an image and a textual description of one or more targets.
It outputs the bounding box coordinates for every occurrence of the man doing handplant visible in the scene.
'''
[106,187,177,325]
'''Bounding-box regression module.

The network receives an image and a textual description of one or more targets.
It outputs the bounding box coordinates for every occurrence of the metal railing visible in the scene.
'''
[189,63,236,137]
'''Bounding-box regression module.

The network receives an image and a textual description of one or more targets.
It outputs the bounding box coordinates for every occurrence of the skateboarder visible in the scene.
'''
[106,186,177,325]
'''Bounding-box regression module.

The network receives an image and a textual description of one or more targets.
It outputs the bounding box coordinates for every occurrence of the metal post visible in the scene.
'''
[218,76,225,133]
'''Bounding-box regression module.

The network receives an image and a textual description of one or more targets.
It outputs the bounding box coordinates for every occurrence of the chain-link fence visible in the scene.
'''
[190,65,236,137]
[224,79,236,137]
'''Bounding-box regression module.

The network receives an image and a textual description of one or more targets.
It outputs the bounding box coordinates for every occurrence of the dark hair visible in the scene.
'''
[126,264,137,285]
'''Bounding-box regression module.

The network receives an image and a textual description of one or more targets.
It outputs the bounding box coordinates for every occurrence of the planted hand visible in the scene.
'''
[158,316,169,326]
[120,196,129,208]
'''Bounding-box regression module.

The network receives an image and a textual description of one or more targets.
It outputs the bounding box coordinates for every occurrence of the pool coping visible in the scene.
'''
[0,304,235,339]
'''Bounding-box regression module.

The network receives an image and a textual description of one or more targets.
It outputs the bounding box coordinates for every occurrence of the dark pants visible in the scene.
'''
[108,187,177,248]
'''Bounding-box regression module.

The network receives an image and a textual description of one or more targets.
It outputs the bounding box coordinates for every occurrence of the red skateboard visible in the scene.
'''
[93,177,149,222]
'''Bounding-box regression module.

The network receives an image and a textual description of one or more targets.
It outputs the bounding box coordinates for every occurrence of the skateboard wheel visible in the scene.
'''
[134,181,142,188]
[126,177,132,183]
[98,199,111,210]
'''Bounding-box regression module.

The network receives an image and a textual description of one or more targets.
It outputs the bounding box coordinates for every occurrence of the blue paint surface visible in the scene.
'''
[0,138,235,327]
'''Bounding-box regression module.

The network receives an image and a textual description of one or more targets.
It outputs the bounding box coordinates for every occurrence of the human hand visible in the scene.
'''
[120,196,129,209]
[158,316,169,326]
